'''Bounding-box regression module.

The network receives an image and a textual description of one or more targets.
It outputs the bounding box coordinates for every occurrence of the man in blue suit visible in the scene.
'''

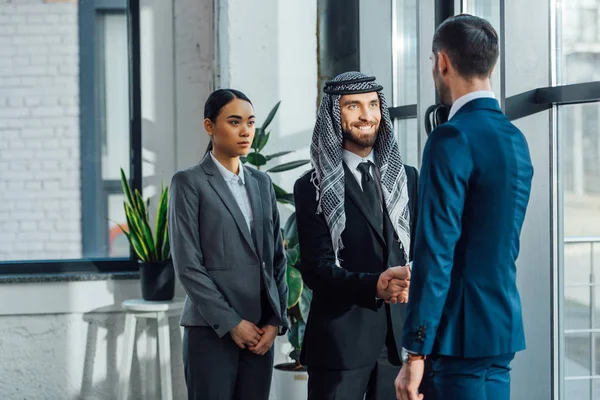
[394,14,533,400]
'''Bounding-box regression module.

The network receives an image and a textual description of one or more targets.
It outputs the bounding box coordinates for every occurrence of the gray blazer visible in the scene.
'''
[168,155,290,338]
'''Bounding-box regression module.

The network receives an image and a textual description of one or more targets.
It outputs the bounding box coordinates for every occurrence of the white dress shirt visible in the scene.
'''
[210,153,254,232]
[448,90,496,120]
[342,149,375,190]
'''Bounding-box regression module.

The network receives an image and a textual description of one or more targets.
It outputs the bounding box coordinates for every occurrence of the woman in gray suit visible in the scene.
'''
[168,89,289,400]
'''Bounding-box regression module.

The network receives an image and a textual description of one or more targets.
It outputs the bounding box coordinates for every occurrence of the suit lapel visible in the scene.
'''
[343,163,385,246]
[201,156,258,257]
[245,171,264,261]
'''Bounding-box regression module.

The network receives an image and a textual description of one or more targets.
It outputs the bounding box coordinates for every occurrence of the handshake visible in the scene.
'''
[376,265,411,304]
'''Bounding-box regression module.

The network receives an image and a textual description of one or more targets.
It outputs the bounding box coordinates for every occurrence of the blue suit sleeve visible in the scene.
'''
[402,125,473,355]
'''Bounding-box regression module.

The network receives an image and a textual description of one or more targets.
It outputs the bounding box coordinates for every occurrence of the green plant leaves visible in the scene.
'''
[118,168,170,263]
[283,213,298,249]
[286,265,303,309]
[288,319,306,354]
[245,152,267,167]
[266,159,310,173]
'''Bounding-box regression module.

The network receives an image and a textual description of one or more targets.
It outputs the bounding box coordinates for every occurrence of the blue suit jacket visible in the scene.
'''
[402,97,533,358]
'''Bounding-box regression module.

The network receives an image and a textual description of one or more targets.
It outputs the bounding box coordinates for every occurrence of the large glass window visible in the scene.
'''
[392,0,419,167]
[558,1,600,399]
[0,0,133,263]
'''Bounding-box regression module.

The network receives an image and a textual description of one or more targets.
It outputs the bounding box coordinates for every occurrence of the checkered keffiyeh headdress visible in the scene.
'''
[309,71,411,265]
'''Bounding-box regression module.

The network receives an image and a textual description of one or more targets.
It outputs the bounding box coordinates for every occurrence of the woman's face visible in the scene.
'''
[205,98,256,157]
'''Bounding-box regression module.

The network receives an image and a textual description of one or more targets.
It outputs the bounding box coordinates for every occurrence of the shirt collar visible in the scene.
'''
[448,90,496,120]
[342,149,375,172]
[210,152,245,184]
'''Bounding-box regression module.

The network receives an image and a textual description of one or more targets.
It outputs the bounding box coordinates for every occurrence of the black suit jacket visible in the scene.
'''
[294,163,418,370]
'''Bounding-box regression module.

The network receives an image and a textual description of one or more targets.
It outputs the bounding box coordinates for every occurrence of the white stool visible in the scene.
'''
[118,298,185,400]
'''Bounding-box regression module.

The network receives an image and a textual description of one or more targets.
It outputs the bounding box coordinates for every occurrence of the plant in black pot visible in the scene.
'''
[116,168,174,301]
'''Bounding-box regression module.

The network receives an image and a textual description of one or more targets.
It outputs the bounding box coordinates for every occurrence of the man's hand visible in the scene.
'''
[230,320,264,349]
[377,265,411,303]
[248,325,278,355]
[395,359,425,400]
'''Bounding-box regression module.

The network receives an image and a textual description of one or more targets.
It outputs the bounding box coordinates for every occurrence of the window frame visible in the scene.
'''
[0,0,142,275]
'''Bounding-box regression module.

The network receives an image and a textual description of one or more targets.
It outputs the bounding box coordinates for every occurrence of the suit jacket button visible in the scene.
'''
[213,324,219,330]
[262,262,266,269]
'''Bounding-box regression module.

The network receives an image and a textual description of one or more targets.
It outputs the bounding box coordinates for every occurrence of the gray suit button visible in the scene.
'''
[213,324,219,330]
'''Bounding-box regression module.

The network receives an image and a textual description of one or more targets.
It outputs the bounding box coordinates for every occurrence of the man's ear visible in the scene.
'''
[437,51,450,77]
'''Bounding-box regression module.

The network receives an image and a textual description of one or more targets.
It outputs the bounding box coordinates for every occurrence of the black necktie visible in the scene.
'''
[357,161,383,232]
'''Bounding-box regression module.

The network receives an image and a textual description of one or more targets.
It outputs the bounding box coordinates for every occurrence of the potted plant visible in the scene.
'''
[116,168,174,301]
[271,217,311,400]
[242,102,311,398]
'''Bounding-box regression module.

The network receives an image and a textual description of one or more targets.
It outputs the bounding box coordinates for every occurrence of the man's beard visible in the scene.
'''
[433,68,452,106]
[342,127,378,148]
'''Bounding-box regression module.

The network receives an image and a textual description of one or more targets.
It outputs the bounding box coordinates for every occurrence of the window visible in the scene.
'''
[0,0,139,271]
[392,0,419,167]
[558,2,600,398]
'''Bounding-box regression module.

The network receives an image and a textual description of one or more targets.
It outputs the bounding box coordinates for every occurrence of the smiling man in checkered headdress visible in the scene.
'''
[293,71,428,399]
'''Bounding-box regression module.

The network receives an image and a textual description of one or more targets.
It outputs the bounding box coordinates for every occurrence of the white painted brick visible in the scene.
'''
[24,97,41,106]
[0,213,11,222]
[18,66,48,77]
[17,46,49,55]
[12,36,46,46]
[0,77,21,86]
[0,108,29,118]
[34,171,69,182]
[4,129,30,140]
[21,128,53,138]
[41,97,59,106]
[7,181,23,190]
[42,139,59,149]
[21,76,52,86]
[34,149,69,160]
[17,5,48,15]
[1,150,34,160]
[0,25,16,36]
[8,97,23,107]
[17,232,50,242]
[0,140,7,149]
[63,106,78,117]
[0,172,30,182]
[23,139,43,149]
[0,222,19,232]
[14,242,44,252]
[7,119,34,128]
[41,161,59,170]
[13,56,30,66]
[10,211,44,221]
[47,55,63,65]
[24,181,42,191]
[32,107,63,117]
[45,15,60,24]
[38,221,55,232]
[0,47,16,56]
[43,181,60,191]
[0,233,16,242]
[26,14,45,24]
[9,139,25,149]
[19,221,36,231]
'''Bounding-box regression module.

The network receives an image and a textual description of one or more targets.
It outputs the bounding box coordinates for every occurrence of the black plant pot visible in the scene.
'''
[138,260,175,301]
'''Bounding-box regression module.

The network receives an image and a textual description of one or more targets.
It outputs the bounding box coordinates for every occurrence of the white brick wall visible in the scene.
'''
[0,0,81,261]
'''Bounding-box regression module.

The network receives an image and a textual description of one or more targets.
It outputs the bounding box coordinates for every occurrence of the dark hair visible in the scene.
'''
[203,89,252,155]
[432,14,499,79]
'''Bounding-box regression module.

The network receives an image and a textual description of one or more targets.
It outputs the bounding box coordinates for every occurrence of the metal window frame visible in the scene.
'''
[0,0,141,275]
